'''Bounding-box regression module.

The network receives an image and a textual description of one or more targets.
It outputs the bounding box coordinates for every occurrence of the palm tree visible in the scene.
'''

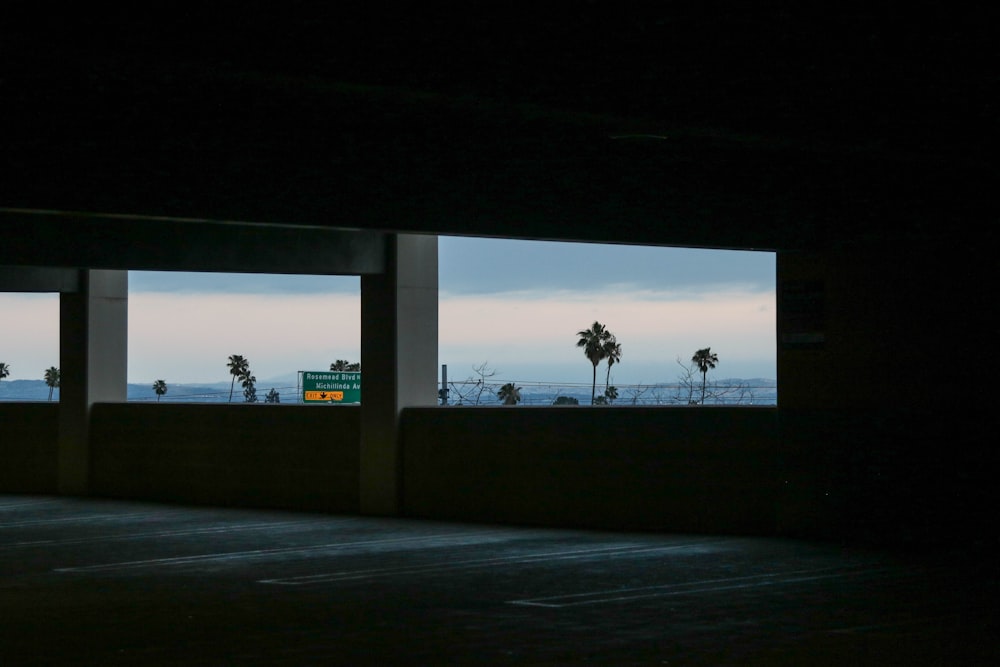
[241,371,257,403]
[43,366,60,401]
[602,337,622,394]
[152,379,168,402]
[242,377,257,403]
[692,347,719,405]
[0,362,9,385]
[330,360,361,371]
[226,354,249,403]
[576,321,611,405]
[497,382,522,405]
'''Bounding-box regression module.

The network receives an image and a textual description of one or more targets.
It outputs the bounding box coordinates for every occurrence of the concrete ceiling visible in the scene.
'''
[3,7,994,253]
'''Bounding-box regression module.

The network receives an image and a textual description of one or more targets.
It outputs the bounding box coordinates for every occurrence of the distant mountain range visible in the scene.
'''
[0,379,247,403]
[1,378,776,406]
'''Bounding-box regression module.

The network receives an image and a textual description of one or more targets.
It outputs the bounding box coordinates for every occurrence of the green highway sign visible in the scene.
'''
[301,371,361,403]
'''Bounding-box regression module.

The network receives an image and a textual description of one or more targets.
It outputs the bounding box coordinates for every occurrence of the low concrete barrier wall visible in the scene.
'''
[401,406,787,535]
[8,402,912,542]
[90,403,360,513]
[0,402,59,493]
[7,401,968,545]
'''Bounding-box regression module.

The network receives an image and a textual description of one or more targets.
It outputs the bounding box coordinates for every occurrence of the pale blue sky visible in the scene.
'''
[2,237,775,386]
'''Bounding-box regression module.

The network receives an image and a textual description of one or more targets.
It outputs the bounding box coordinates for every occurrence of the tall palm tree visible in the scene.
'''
[152,379,168,402]
[497,382,522,405]
[226,354,249,403]
[576,321,611,405]
[692,347,719,405]
[0,362,9,385]
[43,366,60,401]
[603,337,622,394]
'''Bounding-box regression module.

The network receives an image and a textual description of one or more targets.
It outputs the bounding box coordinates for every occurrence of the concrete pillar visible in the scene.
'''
[58,270,128,494]
[360,234,438,515]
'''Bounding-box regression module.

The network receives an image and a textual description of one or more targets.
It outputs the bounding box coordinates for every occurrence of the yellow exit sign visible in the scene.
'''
[304,390,344,402]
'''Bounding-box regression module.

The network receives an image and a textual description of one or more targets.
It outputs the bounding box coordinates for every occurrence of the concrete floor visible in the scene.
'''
[1,495,995,666]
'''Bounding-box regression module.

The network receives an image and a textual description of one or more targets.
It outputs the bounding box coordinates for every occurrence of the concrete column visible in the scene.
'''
[360,234,438,515]
[58,270,128,494]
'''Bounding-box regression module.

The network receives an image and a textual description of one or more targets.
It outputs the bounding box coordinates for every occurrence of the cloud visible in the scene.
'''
[124,283,774,385]
[440,237,774,295]
[0,294,60,380]
[439,287,775,383]
[129,272,360,295]
[127,238,774,298]
[128,292,361,383]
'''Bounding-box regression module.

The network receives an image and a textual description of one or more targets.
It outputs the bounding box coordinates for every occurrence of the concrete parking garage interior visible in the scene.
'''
[2,8,997,665]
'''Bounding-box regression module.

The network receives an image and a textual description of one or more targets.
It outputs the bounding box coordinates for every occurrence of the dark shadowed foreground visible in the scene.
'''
[2,495,995,666]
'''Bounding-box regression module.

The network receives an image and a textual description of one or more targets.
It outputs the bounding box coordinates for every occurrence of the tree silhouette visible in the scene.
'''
[0,362,9,385]
[152,379,168,402]
[497,382,522,405]
[265,388,280,403]
[43,366,60,401]
[330,360,361,371]
[692,347,719,405]
[553,395,579,405]
[603,337,622,394]
[576,321,612,404]
[241,371,257,403]
[465,361,498,405]
[226,354,249,403]
[445,362,499,406]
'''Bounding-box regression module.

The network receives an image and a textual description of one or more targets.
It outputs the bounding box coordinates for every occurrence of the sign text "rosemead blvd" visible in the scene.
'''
[301,371,361,403]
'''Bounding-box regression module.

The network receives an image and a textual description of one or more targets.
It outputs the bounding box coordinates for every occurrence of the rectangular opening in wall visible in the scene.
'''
[127,272,360,404]
[438,237,776,406]
[0,293,60,402]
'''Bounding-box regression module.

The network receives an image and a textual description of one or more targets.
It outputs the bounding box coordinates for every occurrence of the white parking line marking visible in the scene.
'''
[507,566,895,607]
[0,499,62,511]
[0,511,194,529]
[52,531,511,573]
[2,519,353,549]
[260,540,731,585]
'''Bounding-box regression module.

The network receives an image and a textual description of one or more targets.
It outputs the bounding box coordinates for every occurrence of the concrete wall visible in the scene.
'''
[88,404,360,513]
[0,402,807,539]
[0,403,59,493]
[401,405,989,546]
[401,407,788,536]
[2,400,986,546]
[775,243,995,546]
[776,408,982,546]
[5,403,798,538]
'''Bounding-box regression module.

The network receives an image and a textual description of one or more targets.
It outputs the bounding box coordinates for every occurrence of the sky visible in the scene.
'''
[1,237,775,388]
